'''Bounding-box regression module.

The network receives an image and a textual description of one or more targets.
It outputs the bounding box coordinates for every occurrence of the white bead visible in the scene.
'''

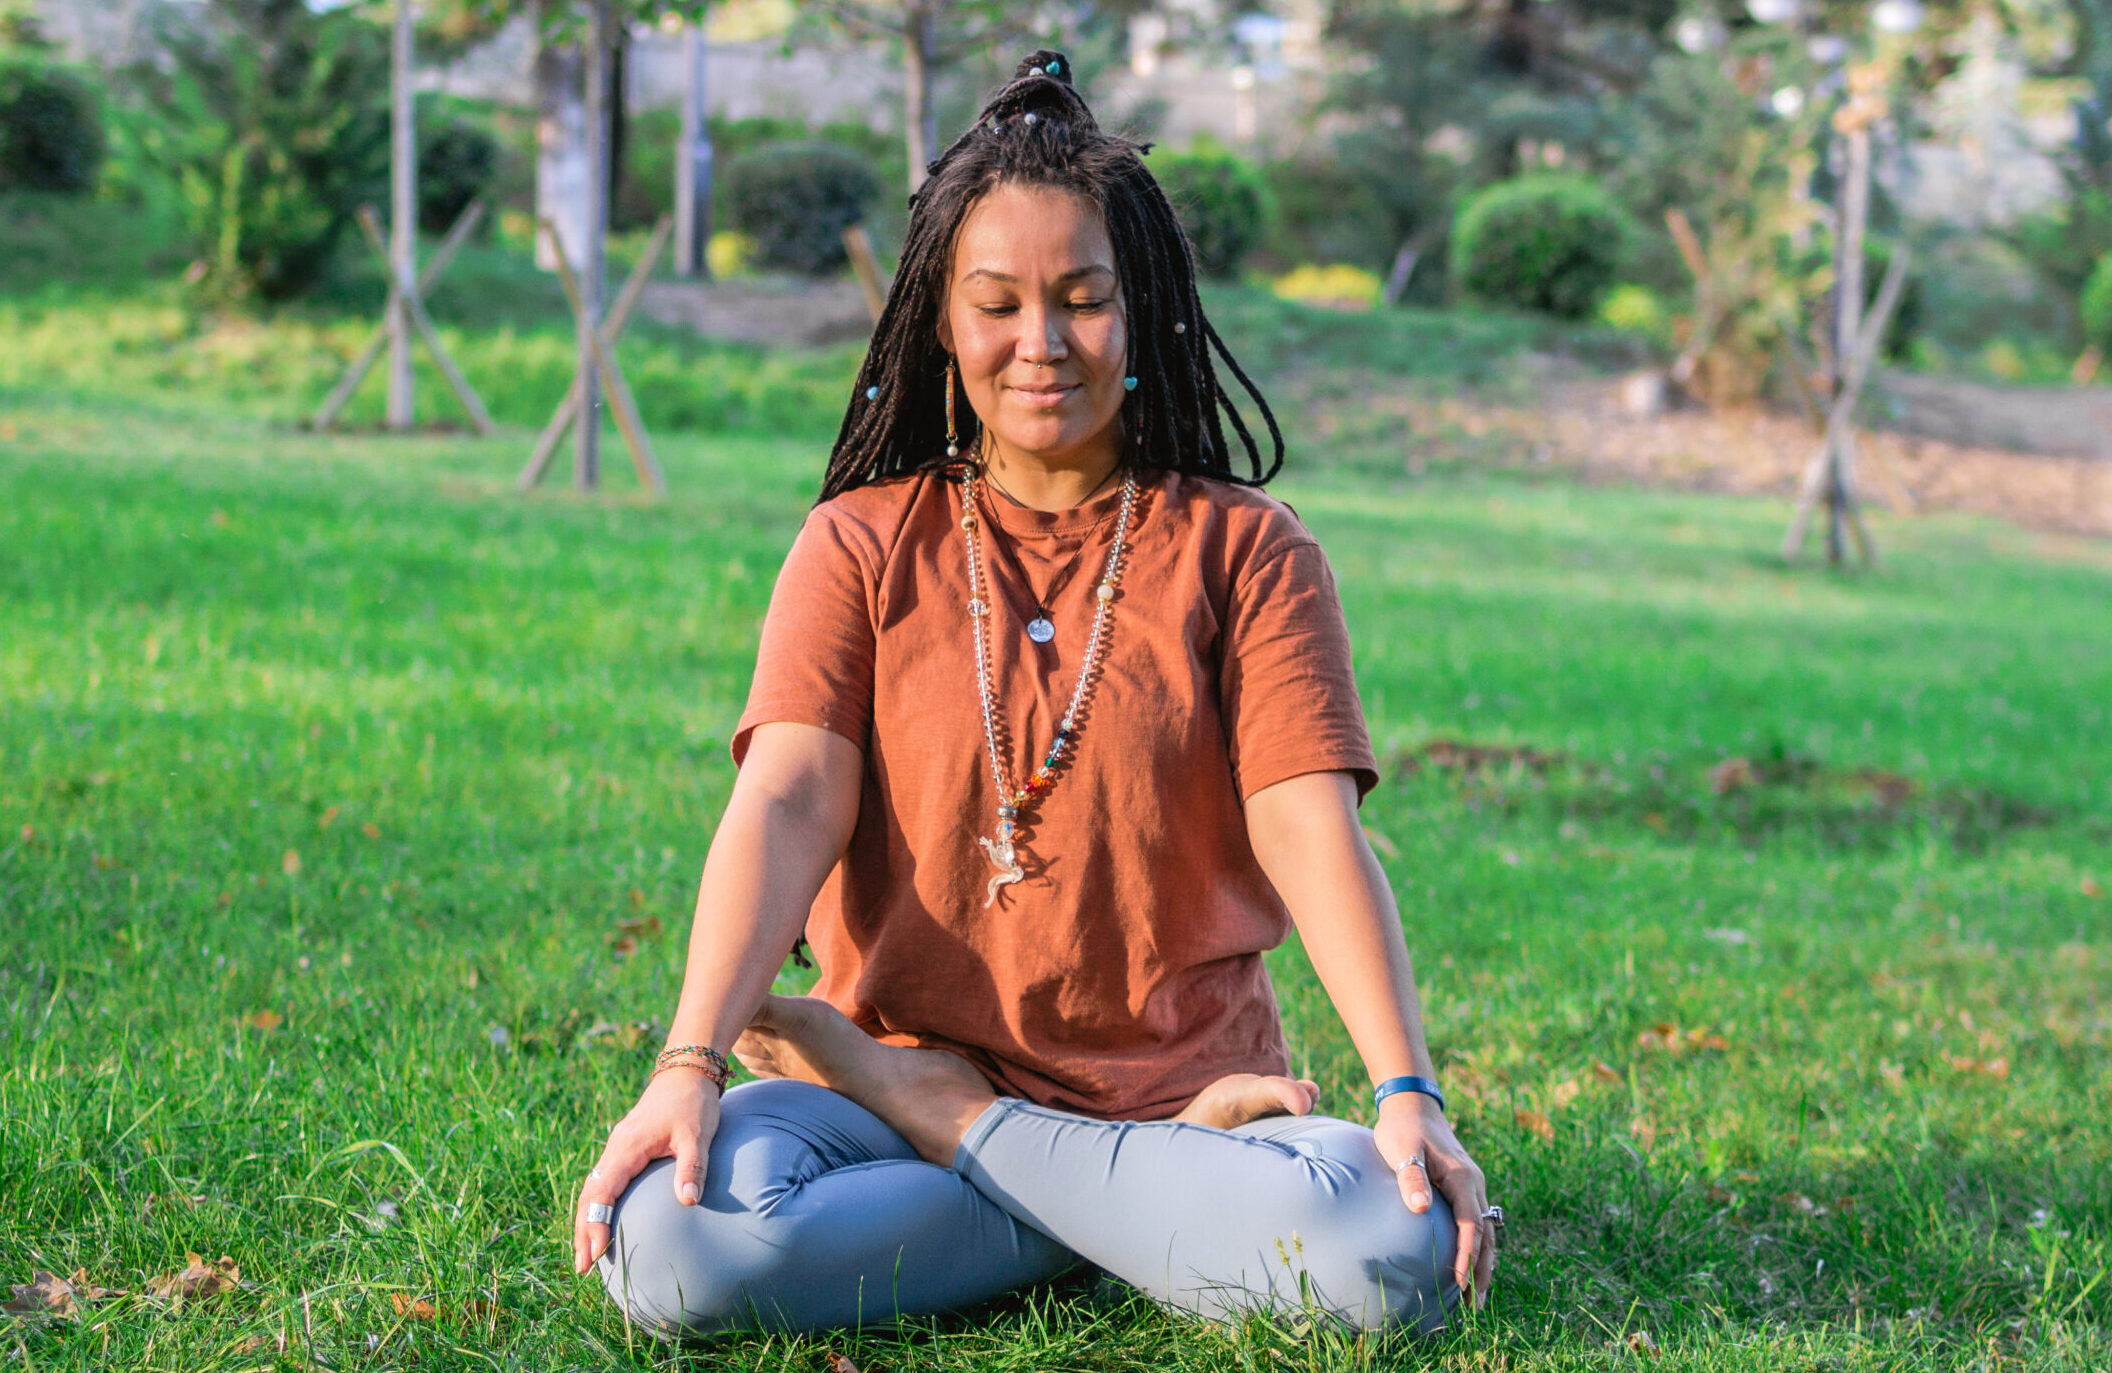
[1096,582,1115,602]
[969,598,987,616]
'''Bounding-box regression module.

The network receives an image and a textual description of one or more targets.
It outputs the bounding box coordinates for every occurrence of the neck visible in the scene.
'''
[978,430,1125,511]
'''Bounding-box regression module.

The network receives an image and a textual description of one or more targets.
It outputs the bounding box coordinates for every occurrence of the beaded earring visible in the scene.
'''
[944,358,959,458]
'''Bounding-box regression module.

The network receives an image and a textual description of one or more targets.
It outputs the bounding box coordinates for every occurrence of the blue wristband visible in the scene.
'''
[1373,1075,1445,1113]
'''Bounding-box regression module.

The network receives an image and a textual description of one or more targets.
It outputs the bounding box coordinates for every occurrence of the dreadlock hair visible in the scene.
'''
[815,48,1284,505]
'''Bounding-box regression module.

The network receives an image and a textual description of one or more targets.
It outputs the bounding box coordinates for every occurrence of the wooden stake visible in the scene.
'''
[313,201,484,432]
[352,206,496,435]
[518,215,672,492]
[387,0,416,431]
[842,224,889,322]
[575,0,611,491]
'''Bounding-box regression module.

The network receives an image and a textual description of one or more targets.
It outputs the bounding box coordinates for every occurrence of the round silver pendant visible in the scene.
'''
[1026,617,1056,644]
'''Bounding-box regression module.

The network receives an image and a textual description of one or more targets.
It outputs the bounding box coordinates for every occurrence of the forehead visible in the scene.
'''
[950,182,1115,285]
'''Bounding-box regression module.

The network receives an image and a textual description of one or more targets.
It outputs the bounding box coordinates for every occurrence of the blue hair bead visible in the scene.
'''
[865,385,879,400]
[1123,376,1138,391]
[1045,60,1061,75]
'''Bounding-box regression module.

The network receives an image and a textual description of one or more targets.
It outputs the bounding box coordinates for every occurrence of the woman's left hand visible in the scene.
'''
[1375,1092,1494,1306]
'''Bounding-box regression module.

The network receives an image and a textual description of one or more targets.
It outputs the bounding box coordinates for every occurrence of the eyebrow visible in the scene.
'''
[959,265,1117,286]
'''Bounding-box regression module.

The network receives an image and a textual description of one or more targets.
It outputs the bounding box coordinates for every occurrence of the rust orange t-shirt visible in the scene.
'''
[730,463,1379,1121]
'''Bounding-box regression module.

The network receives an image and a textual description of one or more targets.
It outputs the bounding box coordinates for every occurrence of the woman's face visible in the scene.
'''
[937,182,1128,471]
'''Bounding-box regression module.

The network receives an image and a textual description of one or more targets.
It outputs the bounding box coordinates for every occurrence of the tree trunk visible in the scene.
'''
[903,5,938,194]
[674,24,713,278]
[608,22,629,226]
[387,0,415,431]
[534,30,586,274]
[576,0,610,491]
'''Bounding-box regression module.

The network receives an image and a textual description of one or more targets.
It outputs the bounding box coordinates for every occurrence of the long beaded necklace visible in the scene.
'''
[959,460,1141,907]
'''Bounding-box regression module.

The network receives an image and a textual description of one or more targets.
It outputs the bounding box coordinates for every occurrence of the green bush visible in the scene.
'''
[723,140,880,276]
[2082,253,2112,351]
[1155,139,1272,279]
[125,0,390,302]
[1259,157,1394,272]
[418,111,498,236]
[0,58,105,193]
[1452,174,1632,319]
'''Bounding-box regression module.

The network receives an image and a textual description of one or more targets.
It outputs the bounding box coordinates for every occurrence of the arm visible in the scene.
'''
[572,721,863,1272]
[1243,769,1495,1304]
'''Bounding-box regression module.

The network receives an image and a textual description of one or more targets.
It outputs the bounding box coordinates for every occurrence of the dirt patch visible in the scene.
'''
[634,277,873,347]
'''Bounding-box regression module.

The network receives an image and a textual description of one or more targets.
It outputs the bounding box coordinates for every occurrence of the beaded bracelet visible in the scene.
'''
[653,1044,730,1092]
[1373,1074,1445,1114]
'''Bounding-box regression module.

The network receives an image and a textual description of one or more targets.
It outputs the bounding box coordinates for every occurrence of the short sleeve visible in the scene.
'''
[1218,538,1380,806]
[730,508,878,768]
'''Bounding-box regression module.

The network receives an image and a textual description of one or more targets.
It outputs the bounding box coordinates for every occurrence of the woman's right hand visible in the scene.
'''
[572,1065,724,1273]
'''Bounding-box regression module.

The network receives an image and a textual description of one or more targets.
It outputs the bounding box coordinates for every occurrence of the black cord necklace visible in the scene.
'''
[977,456,1122,646]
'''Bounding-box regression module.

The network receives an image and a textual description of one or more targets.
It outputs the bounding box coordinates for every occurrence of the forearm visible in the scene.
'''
[663,782,851,1055]
[1247,773,1436,1088]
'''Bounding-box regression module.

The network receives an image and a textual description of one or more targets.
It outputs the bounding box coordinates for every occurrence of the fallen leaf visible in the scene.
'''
[243,1008,283,1032]
[1551,1079,1580,1110]
[610,935,639,959]
[615,916,663,939]
[18,824,31,844]
[1641,812,1668,835]
[1515,1109,1554,1142]
[141,1192,208,1218]
[1879,1060,1905,1087]
[826,1354,864,1373]
[147,1253,242,1301]
[4,1269,127,1319]
[1781,1192,1816,1214]
[362,822,382,839]
[1629,1115,1658,1151]
[1361,826,1399,859]
[1591,1061,1621,1084]
[2083,878,2103,899]
[628,887,646,911]
[318,806,339,830]
[1636,1023,1730,1054]
[1708,757,1753,794]
[462,1297,497,1319]
[211,509,232,529]
[391,1293,439,1321]
[1706,1185,1736,1204]
[93,853,115,871]
[1944,1052,2010,1079]
[281,849,302,877]
[1626,1329,1661,1356]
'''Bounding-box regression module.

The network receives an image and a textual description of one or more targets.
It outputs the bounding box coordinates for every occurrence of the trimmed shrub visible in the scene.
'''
[1155,139,1272,279]
[723,141,880,276]
[1452,174,1631,319]
[2081,253,2112,351]
[1272,263,1382,310]
[418,114,498,236]
[0,58,105,193]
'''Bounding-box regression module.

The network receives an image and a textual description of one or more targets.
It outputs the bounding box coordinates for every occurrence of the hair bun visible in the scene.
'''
[1013,50,1074,87]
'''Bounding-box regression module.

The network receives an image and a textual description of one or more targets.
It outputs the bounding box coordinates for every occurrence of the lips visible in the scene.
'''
[1010,382,1077,408]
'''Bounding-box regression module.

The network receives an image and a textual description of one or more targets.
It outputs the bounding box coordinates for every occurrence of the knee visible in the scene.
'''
[595,1159,782,1335]
[1281,1155,1461,1333]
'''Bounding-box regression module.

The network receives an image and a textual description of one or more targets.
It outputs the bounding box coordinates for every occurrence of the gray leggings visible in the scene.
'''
[597,1079,1458,1335]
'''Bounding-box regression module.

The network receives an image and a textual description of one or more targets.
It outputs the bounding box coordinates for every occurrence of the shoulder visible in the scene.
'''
[1157,469,1322,585]
[802,469,949,576]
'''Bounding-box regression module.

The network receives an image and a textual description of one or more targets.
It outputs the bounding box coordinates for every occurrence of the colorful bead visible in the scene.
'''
[961,513,977,530]
[1123,376,1138,391]
[968,598,987,616]
[1173,321,1187,335]
[1096,582,1115,602]
[865,385,879,400]
[1045,59,1061,74]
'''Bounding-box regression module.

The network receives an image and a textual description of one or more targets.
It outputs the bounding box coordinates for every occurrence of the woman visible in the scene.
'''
[573,51,1496,1337]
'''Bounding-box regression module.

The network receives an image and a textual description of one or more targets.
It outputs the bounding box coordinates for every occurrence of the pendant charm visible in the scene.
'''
[1026,616,1056,644]
[976,832,1025,907]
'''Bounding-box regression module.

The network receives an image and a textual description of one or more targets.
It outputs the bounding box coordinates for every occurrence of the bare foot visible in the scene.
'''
[1173,1073,1320,1130]
[734,995,997,1167]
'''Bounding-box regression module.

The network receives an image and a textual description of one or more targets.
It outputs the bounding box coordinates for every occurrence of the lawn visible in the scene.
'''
[2,195,2109,1370]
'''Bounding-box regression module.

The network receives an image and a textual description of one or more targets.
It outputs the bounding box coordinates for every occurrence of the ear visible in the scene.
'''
[935,297,956,355]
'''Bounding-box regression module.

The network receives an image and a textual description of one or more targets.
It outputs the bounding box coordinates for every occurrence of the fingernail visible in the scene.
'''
[1411,1191,1430,1208]
[679,1182,699,1205]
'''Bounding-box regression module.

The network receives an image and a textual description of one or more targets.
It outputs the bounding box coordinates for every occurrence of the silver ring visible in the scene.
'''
[585,1202,615,1226]
[1394,1153,1426,1174]
[588,1168,604,1180]
[1481,1205,1505,1224]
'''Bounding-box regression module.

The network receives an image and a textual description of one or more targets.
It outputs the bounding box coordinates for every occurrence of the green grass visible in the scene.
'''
[2,197,2109,1369]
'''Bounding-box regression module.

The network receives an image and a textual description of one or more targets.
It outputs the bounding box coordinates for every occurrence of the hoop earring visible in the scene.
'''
[944,358,959,459]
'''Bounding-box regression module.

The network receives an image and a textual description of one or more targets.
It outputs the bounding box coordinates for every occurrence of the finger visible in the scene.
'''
[1475,1213,1497,1299]
[572,1142,641,1274]
[670,1128,706,1207]
[1431,1165,1483,1297]
[1452,1214,1480,1299]
[1393,1155,1433,1212]
[1296,1079,1320,1112]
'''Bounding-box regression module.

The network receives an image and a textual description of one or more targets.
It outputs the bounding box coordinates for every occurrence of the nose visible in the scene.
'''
[1016,304,1069,368]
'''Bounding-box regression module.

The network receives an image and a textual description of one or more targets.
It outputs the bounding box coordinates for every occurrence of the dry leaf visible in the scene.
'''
[628,887,646,911]
[210,509,232,529]
[18,824,32,844]
[1641,811,1668,834]
[1943,1052,2010,1079]
[1708,757,1753,794]
[141,1192,208,1218]
[391,1293,439,1321]
[615,916,663,940]
[826,1354,864,1373]
[1636,1023,1730,1054]
[4,1269,127,1319]
[1879,1060,1905,1087]
[280,849,301,877]
[243,1008,283,1032]
[1626,1329,1661,1356]
[1591,1061,1621,1084]
[147,1253,242,1300]
[93,853,115,871]
[2082,878,2103,899]
[1551,1079,1580,1110]
[1630,1115,1658,1151]
[318,806,339,830]
[610,935,639,959]
[462,1298,497,1319]
[1781,1192,1817,1214]
[1515,1109,1554,1141]
[362,821,381,839]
